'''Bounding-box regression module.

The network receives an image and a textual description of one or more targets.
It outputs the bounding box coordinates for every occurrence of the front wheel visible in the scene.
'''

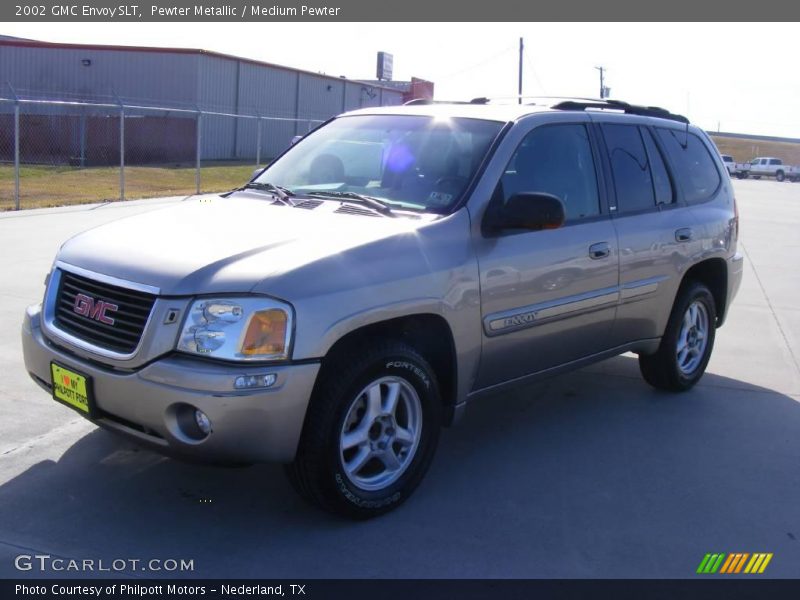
[286,340,442,518]
[776,171,786,182]
[639,282,717,392]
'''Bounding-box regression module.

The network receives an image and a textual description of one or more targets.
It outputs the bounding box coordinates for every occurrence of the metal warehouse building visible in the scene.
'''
[0,38,430,162]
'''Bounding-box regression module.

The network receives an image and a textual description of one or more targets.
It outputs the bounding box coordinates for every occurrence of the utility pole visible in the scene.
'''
[518,37,524,104]
[595,66,606,99]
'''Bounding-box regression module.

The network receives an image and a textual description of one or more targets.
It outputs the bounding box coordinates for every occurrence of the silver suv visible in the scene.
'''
[22,98,743,518]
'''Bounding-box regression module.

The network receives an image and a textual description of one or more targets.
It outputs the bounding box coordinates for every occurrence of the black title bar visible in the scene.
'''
[5,579,800,600]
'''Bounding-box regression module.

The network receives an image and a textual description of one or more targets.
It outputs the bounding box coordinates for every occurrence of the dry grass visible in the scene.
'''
[709,135,800,165]
[0,162,258,211]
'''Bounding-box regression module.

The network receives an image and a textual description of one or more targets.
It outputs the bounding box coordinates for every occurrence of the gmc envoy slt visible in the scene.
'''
[22,97,743,517]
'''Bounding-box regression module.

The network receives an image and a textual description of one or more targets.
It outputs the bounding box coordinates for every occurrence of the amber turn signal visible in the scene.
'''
[240,309,288,357]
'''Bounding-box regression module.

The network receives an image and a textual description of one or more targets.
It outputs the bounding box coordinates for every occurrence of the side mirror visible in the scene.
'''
[488,192,566,232]
[290,135,303,145]
[251,167,264,181]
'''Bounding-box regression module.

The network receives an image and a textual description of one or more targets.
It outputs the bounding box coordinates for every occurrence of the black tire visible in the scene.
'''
[638,281,717,392]
[776,171,785,182]
[736,172,748,179]
[753,175,761,180]
[285,339,442,519]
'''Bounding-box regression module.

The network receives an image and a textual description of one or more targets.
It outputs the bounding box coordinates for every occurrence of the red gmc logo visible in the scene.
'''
[73,293,118,325]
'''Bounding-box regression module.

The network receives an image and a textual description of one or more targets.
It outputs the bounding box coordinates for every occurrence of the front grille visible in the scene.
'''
[54,270,156,354]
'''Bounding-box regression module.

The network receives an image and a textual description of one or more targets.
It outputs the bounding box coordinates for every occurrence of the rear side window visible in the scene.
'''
[641,128,674,205]
[601,124,656,213]
[657,129,721,203]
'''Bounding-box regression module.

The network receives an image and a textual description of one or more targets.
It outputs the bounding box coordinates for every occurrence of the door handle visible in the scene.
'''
[675,228,693,242]
[589,242,610,259]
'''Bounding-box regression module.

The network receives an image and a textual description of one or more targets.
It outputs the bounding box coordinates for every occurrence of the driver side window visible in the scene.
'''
[499,123,601,221]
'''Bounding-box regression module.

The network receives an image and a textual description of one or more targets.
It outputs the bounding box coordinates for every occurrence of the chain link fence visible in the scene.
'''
[0,96,323,211]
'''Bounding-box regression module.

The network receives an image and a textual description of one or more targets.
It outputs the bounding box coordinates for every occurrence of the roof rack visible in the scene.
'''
[551,99,689,124]
[468,95,602,105]
[467,95,689,124]
[404,98,474,106]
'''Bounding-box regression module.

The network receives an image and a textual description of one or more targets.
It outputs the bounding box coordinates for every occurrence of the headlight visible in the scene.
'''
[177,297,292,361]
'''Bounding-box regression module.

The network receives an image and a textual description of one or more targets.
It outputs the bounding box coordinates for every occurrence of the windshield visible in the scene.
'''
[255,114,504,212]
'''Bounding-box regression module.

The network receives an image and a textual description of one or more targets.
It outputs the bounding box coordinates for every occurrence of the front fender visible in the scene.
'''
[275,210,482,406]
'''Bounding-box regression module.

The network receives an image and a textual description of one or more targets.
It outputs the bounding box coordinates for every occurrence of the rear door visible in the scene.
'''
[595,120,699,346]
[472,119,619,389]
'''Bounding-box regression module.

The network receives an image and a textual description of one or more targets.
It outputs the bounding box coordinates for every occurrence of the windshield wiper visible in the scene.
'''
[241,182,296,205]
[305,191,396,217]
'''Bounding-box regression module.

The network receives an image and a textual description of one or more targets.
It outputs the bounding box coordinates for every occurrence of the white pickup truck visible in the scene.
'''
[734,157,800,182]
[720,155,736,176]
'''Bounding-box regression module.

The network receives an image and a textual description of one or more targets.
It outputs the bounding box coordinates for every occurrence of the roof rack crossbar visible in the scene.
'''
[404,99,474,106]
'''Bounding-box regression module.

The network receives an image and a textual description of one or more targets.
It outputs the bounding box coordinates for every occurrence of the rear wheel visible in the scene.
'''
[639,282,716,392]
[286,339,442,519]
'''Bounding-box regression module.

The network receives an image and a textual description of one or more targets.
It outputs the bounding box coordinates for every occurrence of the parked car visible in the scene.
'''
[22,97,743,518]
[720,154,736,176]
[735,156,800,181]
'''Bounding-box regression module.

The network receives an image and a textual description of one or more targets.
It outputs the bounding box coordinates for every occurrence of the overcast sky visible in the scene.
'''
[6,22,800,138]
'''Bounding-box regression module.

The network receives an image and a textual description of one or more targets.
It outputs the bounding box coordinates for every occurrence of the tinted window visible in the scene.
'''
[770,159,781,165]
[642,128,674,205]
[656,129,722,204]
[500,124,600,221]
[602,124,655,212]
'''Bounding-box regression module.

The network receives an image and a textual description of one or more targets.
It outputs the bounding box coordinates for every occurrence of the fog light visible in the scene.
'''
[234,373,277,390]
[194,410,212,435]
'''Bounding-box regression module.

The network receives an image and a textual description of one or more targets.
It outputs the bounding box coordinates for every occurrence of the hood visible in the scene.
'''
[56,193,438,296]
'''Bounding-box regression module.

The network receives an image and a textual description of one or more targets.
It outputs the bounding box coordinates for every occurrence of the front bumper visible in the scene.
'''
[21,304,319,463]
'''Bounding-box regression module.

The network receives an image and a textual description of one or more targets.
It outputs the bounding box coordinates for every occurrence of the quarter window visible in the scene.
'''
[499,124,600,221]
[656,128,721,204]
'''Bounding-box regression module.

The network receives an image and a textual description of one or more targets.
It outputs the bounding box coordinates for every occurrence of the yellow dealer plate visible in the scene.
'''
[50,362,93,416]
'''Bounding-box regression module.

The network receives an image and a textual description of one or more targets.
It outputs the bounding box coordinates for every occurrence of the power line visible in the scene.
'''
[523,47,547,95]
[436,44,517,82]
